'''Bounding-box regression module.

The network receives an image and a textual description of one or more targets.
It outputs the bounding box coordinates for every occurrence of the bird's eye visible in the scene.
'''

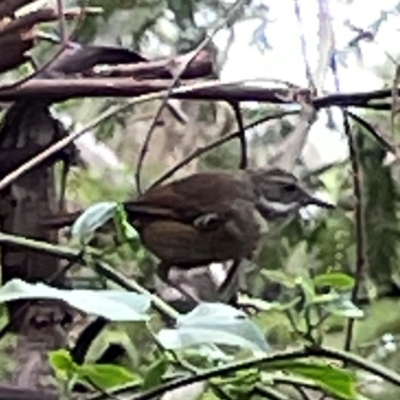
[283,183,297,193]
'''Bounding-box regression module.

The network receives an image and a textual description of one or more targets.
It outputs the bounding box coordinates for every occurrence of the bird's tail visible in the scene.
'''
[42,202,179,230]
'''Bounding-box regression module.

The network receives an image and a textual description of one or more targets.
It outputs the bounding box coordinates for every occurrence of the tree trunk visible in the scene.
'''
[0,101,75,390]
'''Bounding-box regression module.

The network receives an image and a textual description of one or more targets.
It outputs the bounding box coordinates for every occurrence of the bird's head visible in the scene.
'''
[248,168,335,220]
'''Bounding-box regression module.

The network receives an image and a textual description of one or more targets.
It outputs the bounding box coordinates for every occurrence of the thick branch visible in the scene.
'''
[0,31,34,74]
[95,49,214,80]
[0,5,102,75]
[0,7,98,38]
[0,0,37,19]
[0,77,394,110]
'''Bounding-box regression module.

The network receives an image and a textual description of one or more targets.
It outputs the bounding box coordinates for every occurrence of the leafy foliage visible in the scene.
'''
[357,128,400,287]
[4,0,400,399]
[49,349,141,391]
[264,361,357,400]
[157,302,270,354]
[0,279,151,322]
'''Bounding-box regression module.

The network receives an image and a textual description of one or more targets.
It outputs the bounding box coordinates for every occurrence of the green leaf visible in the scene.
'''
[324,296,364,319]
[295,276,315,303]
[313,273,355,290]
[214,371,257,398]
[79,363,140,389]
[157,302,270,354]
[114,204,139,241]
[355,394,374,400]
[0,279,151,321]
[142,355,169,390]
[66,373,80,394]
[190,345,233,362]
[310,292,340,305]
[213,368,260,387]
[237,295,284,312]
[286,241,310,276]
[264,361,357,400]
[70,201,119,243]
[49,349,77,374]
[261,270,296,288]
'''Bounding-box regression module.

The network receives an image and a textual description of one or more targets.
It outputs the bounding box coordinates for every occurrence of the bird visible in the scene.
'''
[43,168,334,290]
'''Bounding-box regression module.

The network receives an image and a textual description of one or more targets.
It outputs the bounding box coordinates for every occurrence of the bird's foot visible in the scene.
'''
[217,260,242,306]
[156,263,200,305]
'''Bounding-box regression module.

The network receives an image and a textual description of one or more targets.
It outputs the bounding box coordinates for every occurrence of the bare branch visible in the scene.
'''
[0,76,395,110]
[0,4,95,91]
[0,7,96,38]
[347,111,396,154]
[230,101,247,169]
[293,0,315,91]
[329,27,367,354]
[0,30,34,74]
[0,0,37,19]
[55,0,67,45]
[149,110,298,188]
[268,98,317,172]
[314,0,334,93]
[94,49,214,80]
[134,0,249,194]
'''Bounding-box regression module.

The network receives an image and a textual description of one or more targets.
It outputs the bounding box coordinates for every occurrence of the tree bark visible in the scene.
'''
[0,101,75,390]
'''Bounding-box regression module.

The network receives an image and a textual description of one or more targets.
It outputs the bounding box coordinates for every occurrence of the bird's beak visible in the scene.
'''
[307,195,336,209]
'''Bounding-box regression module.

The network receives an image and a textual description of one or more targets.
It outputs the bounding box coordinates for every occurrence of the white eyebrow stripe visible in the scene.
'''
[258,197,299,213]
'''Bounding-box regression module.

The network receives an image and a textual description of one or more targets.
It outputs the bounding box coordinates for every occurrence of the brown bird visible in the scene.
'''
[43,168,334,297]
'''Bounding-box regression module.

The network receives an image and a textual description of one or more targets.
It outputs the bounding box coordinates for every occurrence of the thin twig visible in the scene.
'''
[0,79,299,191]
[149,109,298,189]
[0,230,180,321]
[0,3,90,91]
[56,0,67,44]
[267,100,317,171]
[329,42,366,353]
[342,110,366,352]
[84,342,400,400]
[6,232,398,400]
[253,385,291,400]
[272,375,324,393]
[211,386,236,400]
[289,385,311,400]
[314,0,334,93]
[125,345,400,400]
[293,0,315,91]
[85,376,120,400]
[52,0,84,213]
[0,97,148,191]
[347,111,396,154]
[230,101,247,169]
[3,79,395,194]
[134,0,247,194]
[216,260,240,303]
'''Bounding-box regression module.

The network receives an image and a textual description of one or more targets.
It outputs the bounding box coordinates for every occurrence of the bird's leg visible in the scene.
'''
[156,262,201,304]
[216,259,242,307]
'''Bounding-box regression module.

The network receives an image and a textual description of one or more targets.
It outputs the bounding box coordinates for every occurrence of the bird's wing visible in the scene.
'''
[126,171,255,227]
